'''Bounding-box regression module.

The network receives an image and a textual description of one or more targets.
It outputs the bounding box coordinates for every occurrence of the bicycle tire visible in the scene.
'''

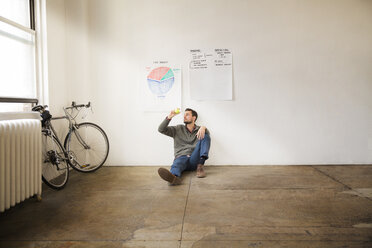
[64,122,109,173]
[42,133,69,190]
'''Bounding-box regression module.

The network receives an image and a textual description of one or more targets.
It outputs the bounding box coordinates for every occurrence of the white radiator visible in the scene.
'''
[0,113,42,212]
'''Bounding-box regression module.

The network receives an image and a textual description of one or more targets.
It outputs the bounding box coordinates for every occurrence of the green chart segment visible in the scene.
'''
[161,69,174,81]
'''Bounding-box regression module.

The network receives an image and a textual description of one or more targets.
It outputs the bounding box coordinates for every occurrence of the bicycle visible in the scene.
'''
[32,102,110,190]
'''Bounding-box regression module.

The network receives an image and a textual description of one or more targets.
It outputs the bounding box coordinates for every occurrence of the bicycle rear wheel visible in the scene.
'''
[64,122,109,172]
[42,132,69,190]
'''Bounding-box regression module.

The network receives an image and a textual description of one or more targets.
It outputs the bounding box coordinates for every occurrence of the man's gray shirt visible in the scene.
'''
[158,118,210,158]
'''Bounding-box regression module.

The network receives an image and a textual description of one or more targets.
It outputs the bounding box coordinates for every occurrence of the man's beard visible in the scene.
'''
[184,121,192,124]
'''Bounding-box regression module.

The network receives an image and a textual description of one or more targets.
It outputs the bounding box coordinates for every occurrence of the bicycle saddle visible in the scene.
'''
[32,105,47,112]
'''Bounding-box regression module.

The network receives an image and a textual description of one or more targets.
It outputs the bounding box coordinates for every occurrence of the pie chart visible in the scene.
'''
[147,67,175,97]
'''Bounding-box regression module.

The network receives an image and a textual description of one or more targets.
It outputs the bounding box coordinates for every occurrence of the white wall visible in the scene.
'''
[46,0,90,138]
[46,0,67,116]
[46,0,372,165]
[45,0,69,137]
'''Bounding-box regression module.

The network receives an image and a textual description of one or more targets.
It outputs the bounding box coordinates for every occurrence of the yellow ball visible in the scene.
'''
[175,108,180,114]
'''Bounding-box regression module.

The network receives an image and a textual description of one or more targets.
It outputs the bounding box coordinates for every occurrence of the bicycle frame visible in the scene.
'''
[62,106,91,149]
[43,119,70,165]
[46,106,91,168]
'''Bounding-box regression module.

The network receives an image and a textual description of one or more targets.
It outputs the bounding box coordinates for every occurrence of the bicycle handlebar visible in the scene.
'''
[65,101,91,110]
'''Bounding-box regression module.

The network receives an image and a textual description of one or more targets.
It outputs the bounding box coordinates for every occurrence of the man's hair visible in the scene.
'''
[185,108,198,121]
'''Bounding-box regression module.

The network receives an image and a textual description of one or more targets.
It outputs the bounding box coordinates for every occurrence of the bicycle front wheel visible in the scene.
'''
[42,133,69,190]
[64,122,109,172]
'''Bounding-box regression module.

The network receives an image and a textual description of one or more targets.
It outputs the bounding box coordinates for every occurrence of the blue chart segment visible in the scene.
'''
[147,67,175,97]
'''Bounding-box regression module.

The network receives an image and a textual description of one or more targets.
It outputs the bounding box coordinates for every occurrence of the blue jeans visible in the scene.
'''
[170,134,211,177]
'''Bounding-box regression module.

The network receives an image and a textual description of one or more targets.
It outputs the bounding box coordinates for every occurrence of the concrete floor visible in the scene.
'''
[0,165,371,248]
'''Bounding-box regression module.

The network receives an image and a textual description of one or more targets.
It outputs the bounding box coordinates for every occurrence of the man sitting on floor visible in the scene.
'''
[157,108,211,185]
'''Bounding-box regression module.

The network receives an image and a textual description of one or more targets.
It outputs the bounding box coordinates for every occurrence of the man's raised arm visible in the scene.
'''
[158,109,179,137]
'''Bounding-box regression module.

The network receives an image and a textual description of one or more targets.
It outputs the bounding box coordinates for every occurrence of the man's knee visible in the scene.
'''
[172,156,188,170]
[200,133,211,141]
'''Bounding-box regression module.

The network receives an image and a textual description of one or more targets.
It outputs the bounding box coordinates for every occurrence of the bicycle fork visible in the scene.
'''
[72,125,91,150]
[68,125,91,168]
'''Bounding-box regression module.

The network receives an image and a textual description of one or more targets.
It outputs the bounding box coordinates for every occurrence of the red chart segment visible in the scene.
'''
[147,67,171,81]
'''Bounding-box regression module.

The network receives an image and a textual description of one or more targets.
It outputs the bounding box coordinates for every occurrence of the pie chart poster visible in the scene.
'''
[141,63,181,112]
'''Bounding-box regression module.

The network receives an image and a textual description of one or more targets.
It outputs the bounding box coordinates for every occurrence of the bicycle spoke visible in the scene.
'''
[65,122,109,172]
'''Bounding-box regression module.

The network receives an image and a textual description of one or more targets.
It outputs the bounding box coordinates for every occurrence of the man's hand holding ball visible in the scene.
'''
[167,108,180,119]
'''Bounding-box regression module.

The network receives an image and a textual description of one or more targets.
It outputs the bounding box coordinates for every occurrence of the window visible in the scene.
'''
[0,0,37,111]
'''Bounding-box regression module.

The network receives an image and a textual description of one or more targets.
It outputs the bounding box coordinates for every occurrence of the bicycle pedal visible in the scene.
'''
[81,164,90,168]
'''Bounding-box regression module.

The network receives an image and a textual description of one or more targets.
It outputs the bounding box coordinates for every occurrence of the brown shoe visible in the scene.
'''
[170,176,182,186]
[196,164,206,178]
[158,168,181,185]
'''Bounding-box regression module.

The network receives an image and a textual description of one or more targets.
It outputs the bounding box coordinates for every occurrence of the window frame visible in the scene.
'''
[0,0,42,110]
[30,0,35,31]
